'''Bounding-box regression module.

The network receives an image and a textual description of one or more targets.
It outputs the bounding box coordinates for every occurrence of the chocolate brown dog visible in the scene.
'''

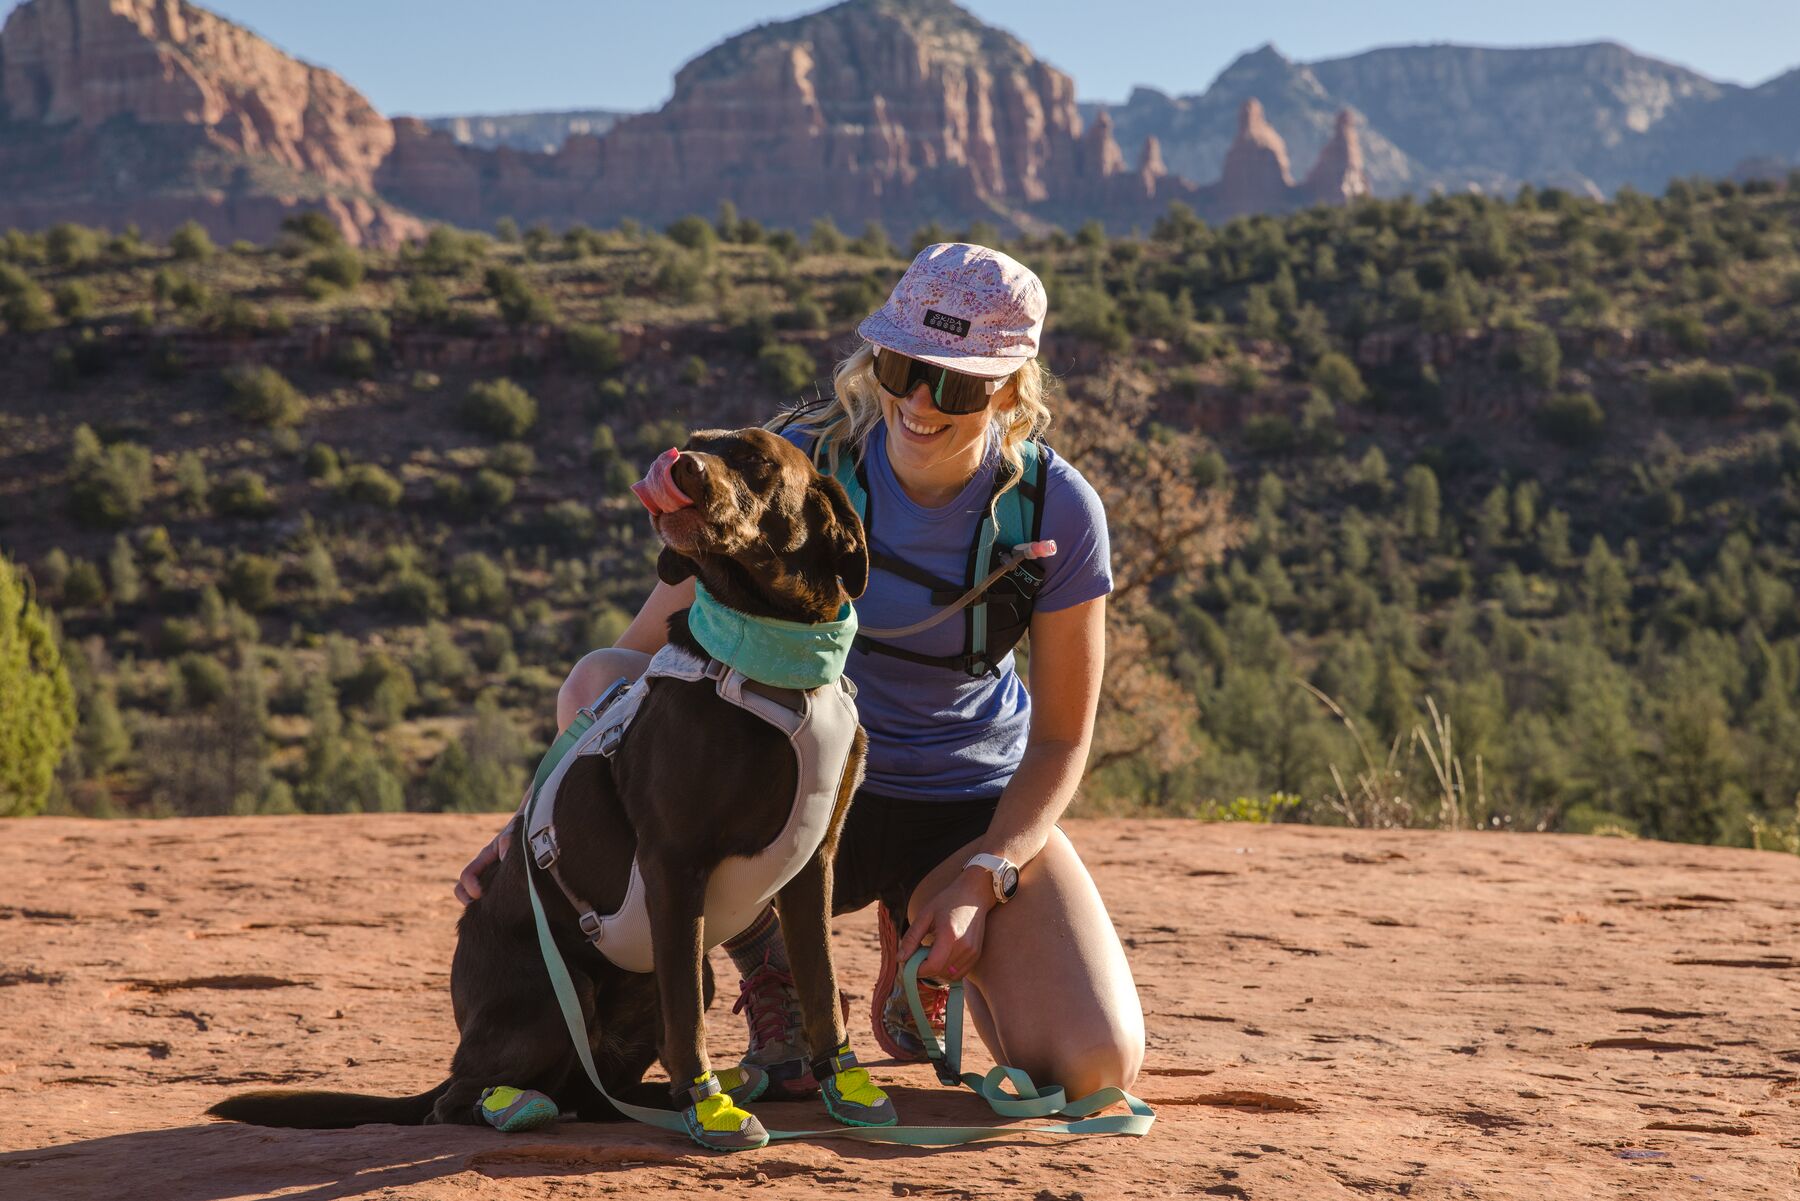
[209,426,878,1148]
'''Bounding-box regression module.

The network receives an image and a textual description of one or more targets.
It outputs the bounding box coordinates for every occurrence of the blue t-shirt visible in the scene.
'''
[783,421,1112,800]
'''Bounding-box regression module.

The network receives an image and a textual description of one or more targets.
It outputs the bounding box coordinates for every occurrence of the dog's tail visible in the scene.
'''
[207,1080,451,1129]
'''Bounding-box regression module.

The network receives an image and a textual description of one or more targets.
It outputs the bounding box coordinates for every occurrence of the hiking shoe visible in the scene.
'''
[733,952,816,1100]
[871,903,947,1063]
[475,1085,559,1133]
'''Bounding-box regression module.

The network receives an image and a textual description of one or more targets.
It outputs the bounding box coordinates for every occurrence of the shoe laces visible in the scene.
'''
[885,975,947,1036]
[733,952,804,1052]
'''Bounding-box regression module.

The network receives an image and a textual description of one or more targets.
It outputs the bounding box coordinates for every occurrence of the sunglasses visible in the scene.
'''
[872,346,1008,415]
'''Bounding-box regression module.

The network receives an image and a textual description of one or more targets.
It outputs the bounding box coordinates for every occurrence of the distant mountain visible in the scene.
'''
[418,109,634,154]
[1095,42,1798,199]
[0,0,1791,247]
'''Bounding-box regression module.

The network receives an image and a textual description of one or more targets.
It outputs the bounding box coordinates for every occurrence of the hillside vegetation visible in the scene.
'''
[2,184,1799,851]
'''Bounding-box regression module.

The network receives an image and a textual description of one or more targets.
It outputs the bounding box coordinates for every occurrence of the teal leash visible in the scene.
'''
[519,714,1155,1147]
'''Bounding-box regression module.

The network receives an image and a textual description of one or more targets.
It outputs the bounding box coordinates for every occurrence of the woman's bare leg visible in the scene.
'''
[907,826,1144,1098]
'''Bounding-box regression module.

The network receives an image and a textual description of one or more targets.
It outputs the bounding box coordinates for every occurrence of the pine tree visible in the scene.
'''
[0,553,77,816]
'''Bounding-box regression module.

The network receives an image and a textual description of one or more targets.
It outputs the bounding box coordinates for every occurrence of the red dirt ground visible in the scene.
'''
[1,816,1796,1199]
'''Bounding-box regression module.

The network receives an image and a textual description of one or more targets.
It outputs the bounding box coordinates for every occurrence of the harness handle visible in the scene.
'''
[857,541,1057,641]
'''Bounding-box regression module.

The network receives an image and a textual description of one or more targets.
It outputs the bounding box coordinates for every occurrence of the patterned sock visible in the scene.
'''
[724,905,790,976]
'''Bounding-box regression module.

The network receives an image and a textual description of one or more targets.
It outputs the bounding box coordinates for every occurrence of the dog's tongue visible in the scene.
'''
[630,447,694,515]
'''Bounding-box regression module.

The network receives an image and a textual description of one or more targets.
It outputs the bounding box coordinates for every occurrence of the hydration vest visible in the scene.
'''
[824,435,1049,679]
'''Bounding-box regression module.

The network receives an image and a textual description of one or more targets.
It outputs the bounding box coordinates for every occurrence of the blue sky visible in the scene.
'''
[3,1,1795,115]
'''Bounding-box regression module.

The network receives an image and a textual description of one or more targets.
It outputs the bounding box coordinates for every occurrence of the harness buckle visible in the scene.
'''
[577,910,604,939]
[528,827,560,870]
[598,722,626,758]
[577,677,631,725]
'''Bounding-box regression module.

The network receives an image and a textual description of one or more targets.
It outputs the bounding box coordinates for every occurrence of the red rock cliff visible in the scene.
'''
[0,0,421,246]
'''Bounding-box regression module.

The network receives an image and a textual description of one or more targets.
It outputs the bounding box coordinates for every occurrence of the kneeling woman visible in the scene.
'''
[459,242,1144,1105]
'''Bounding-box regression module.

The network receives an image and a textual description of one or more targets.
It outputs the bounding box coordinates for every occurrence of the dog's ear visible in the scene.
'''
[657,545,699,587]
[810,475,868,601]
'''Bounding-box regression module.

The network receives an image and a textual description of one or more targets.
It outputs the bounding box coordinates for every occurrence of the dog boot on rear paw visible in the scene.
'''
[681,1071,770,1152]
[715,1063,769,1107]
[475,1085,560,1133]
[813,1044,897,1128]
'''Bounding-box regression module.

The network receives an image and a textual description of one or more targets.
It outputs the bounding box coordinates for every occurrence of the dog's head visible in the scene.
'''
[633,427,868,623]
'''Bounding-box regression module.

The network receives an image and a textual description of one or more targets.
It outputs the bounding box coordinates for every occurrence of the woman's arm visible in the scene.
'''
[899,594,1107,976]
[453,574,696,904]
[613,577,696,655]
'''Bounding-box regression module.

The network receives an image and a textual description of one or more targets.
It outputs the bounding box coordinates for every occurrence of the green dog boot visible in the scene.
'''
[814,1044,897,1128]
[475,1085,560,1133]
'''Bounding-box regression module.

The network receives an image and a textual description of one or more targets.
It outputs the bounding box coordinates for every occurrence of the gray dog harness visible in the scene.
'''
[524,643,860,973]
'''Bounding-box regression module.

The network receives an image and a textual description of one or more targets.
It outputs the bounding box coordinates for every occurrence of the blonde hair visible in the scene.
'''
[777,341,1055,510]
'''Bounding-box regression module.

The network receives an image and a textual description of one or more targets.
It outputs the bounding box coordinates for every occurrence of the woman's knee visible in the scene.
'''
[556,646,651,728]
[1046,1030,1144,1098]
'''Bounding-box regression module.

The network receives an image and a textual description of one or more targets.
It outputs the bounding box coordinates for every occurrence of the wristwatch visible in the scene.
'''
[965,853,1020,904]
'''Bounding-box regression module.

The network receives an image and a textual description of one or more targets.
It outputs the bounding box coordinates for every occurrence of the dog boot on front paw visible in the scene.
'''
[475,1085,560,1133]
[813,1045,897,1128]
[682,1093,770,1152]
[680,1071,769,1152]
[715,1063,770,1107]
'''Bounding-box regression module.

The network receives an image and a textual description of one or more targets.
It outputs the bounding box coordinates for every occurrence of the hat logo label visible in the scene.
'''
[922,309,971,338]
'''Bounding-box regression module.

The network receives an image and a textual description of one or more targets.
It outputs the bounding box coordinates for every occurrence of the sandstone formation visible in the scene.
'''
[0,0,422,246]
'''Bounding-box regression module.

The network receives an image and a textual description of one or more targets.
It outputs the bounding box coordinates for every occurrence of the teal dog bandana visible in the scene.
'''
[687,582,857,690]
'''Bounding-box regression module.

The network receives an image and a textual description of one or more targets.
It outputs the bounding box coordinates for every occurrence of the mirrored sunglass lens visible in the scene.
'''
[931,370,990,414]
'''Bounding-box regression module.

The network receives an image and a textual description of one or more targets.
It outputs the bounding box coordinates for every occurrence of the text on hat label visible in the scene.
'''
[922,309,971,338]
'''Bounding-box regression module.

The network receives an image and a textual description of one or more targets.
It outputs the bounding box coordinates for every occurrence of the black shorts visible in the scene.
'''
[830,789,1000,921]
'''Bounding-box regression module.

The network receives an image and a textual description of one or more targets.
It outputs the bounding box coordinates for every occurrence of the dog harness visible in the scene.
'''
[524,642,860,973]
[826,433,1050,679]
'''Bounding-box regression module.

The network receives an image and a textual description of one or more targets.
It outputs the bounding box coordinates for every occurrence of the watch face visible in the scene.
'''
[1000,865,1020,899]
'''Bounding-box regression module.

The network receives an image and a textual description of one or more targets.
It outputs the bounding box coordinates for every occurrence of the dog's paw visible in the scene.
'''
[682,1094,770,1151]
[716,1063,770,1107]
[475,1086,561,1133]
[821,1068,897,1128]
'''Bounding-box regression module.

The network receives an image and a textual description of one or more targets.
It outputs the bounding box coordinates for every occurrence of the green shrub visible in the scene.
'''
[222,552,279,611]
[381,566,446,619]
[539,499,596,549]
[487,442,536,477]
[1773,349,1800,392]
[566,323,622,375]
[305,248,365,294]
[1538,392,1607,447]
[467,468,516,510]
[45,223,101,267]
[666,214,717,253]
[1310,352,1367,405]
[1243,414,1297,455]
[461,378,538,439]
[62,559,105,607]
[68,426,152,527]
[169,220,215,261]
[3,282,55,331]
[1055,284,1130,351]
[757,342,816,396]
[177,652,230,708]
[447,552,510,617]
[330,336,377,378]
[212,469,277,518]
[1649,364,1736,417]
[223,364,306,427]
[282,210,344,249]
[400,273,451,322]
[54,281,97,320]
[483,265,556,326]
[338,463,404,508]
[304,443,341,483]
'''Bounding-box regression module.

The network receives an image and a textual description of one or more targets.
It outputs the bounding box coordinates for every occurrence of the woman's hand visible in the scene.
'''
[897,870,996,983]
[454,785,530,905]
[453,823,511,905]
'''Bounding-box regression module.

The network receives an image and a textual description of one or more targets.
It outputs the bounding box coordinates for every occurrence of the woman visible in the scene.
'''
[457,242,1143,1108]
